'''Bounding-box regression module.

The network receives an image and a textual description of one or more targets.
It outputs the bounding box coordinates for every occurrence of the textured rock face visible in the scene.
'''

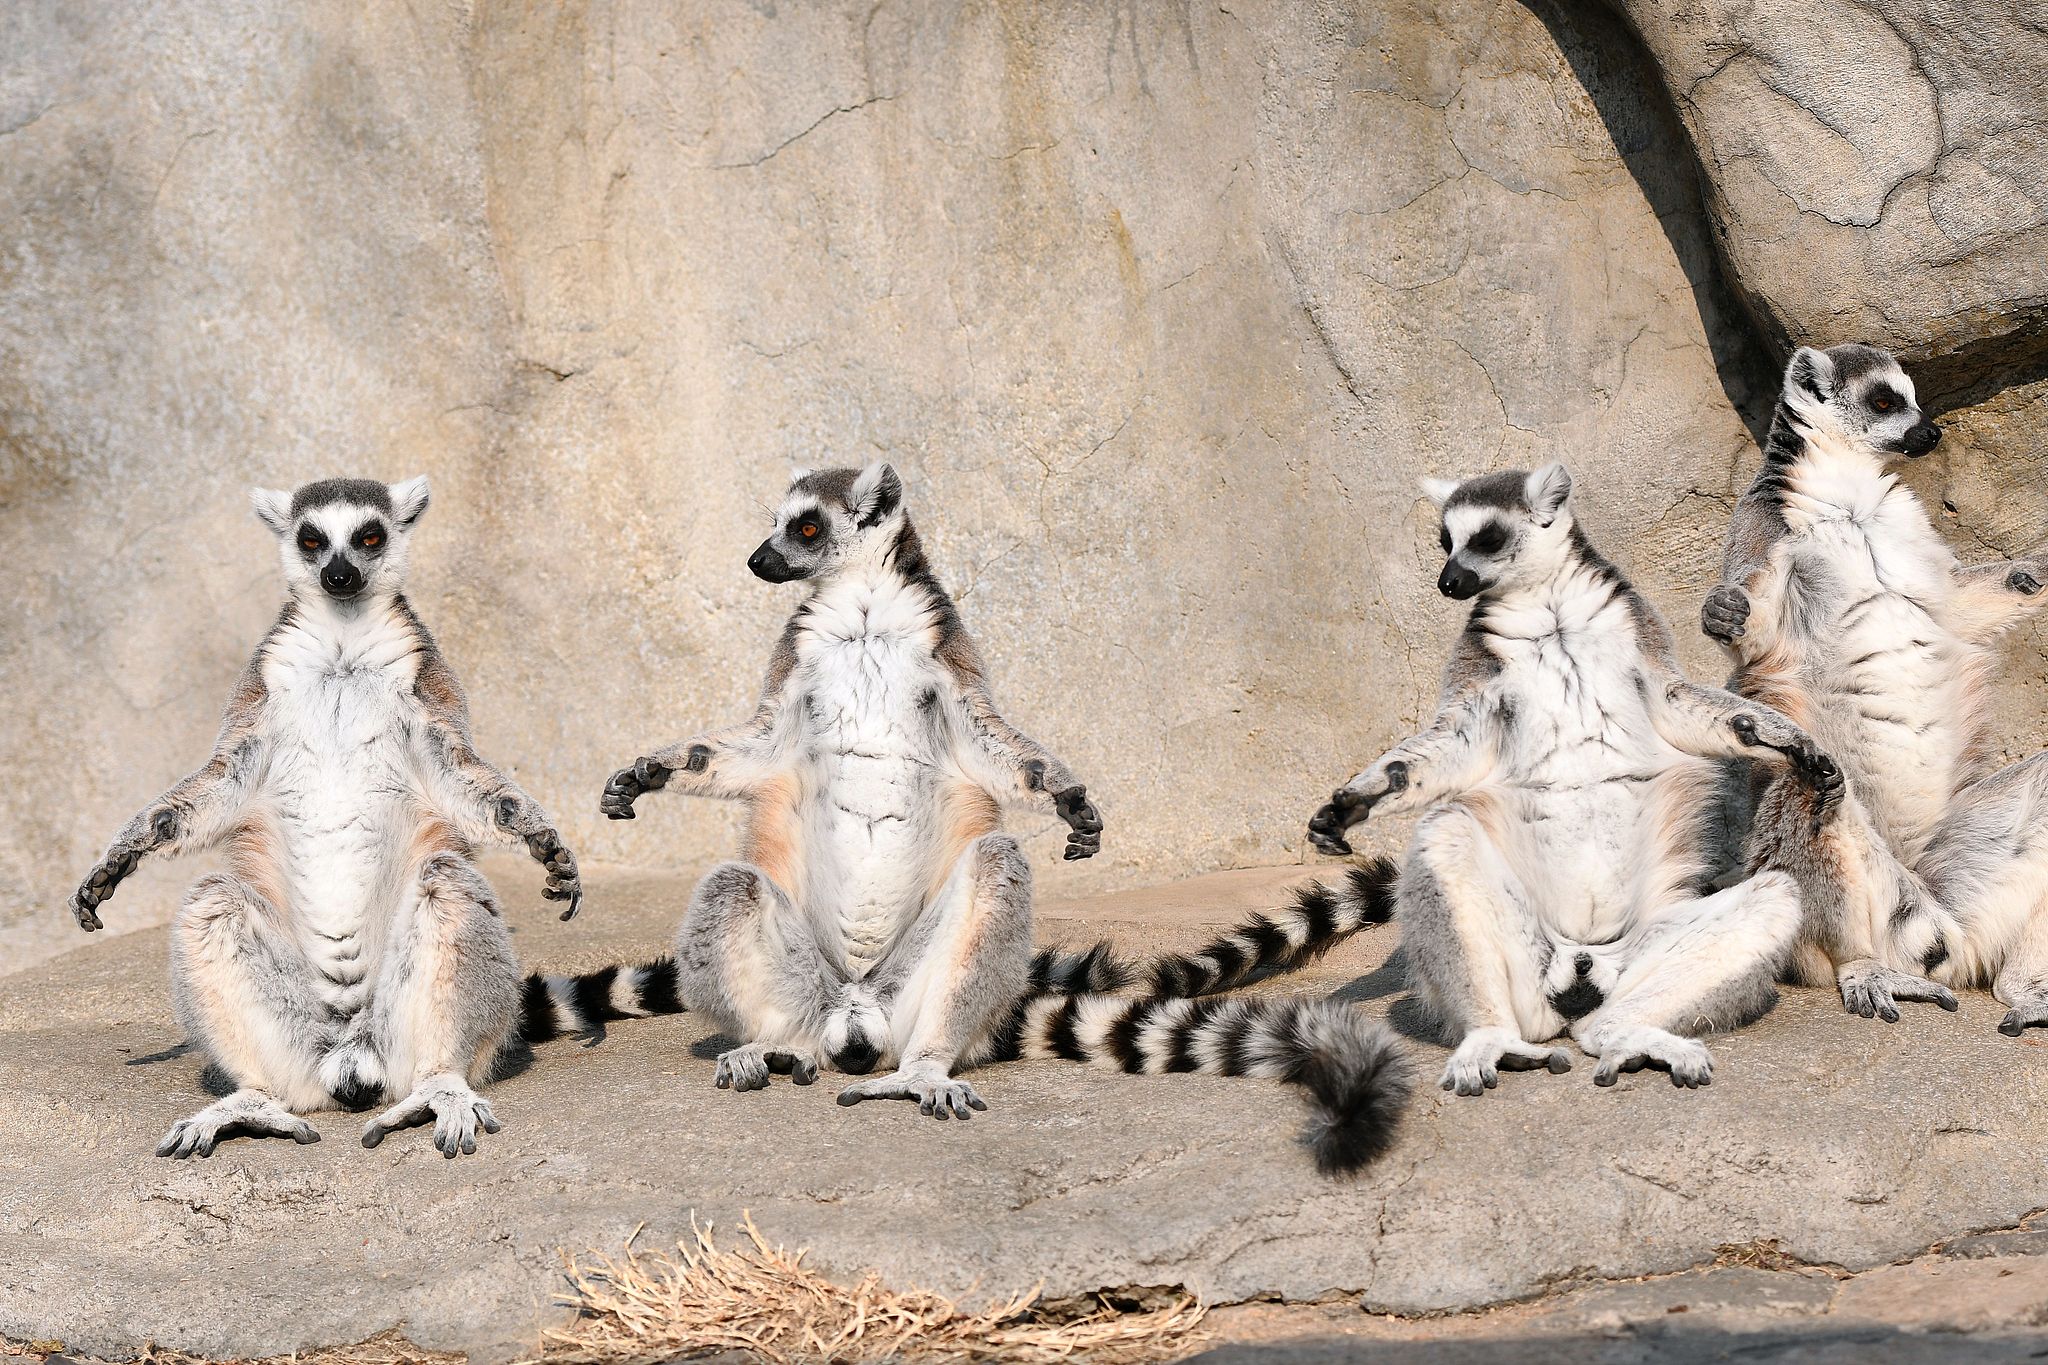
[0,0,2041,978]
[1608,0,2048,397]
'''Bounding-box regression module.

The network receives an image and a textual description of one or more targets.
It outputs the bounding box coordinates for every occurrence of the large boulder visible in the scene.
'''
[1606,0,2048,398]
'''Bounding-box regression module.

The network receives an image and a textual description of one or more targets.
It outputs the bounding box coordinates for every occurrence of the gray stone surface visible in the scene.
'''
[1607,0,2048,397]
[3,860,2043,1363]
[0,0,1782,977]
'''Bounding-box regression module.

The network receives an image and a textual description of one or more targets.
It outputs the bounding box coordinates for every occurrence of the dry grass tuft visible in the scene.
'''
[530,1214,1206,1365]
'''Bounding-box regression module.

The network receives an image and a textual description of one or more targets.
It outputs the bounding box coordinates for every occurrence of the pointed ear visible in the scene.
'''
[1525,463,1572,527]
[1420,477,1460,509]
[388,476,431,528]
[250,488,293,535]
[1785,347,1835,404]
[789,465,814,483]
[851,461,904,529]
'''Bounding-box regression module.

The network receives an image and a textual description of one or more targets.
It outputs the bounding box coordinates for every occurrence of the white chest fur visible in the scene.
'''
[789,572,951,971]
[1774,446,1975,844]
[256,604,425,944]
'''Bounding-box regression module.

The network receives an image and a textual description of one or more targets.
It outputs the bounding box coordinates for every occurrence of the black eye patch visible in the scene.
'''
[296,523,326,556]
[786,507,827,545]
[1467,522,1510,556]
[1866,385,1903,415]
[351,521,388,554]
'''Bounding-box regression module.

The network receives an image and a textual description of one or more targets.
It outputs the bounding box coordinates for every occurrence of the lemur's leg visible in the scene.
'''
[160,874,330,1157]
[1915,752,2048,1034]
[1399,806,1573,1097]
[673,862,838,1091]
[1569,871,1801,1088]
[360,853,520,1157]
[837,833,1035,1119]
[1748,770,1957,1020]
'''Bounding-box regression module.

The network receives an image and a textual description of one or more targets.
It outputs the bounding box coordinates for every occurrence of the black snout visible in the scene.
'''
[320,556,365,600]
[1900,420,1941,458]
[748,540,801,583]
[1438,560,1482,600]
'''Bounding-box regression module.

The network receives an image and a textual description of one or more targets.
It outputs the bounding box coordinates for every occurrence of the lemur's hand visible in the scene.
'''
[1308,760,1410,856]
[492,795,583,918]
[2008,563,2044,596]
[599,755,679,820]
[1051,784,1103,861]
[70,807,178,931]
[527,828,583,921]
[1730,713,1843,826]
[1701,585,1751,643]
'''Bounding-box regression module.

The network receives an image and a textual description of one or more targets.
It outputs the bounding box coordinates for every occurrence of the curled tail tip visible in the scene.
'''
[1298,1012,1414,1176]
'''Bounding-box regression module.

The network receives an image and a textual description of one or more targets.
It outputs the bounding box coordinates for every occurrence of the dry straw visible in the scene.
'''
[530,1214,1206,1365]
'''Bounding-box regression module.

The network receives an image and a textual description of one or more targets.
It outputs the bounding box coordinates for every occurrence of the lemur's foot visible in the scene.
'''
[1729,714,1843,822]
[599,756,673,820]
[836,1067,987,1119]
[157,1089,319,1158]
[714,1043,820,1092]
[1052,785,1104,861]
[1587,1026,1714,1089]
[1439,1028,1571,1097]
[1838,960,1958,1023]
[1996,999,2048,1037]
[361,1075,500,1157]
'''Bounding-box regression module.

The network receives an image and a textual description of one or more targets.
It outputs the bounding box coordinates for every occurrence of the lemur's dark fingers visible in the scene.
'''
[634,756,674,787]
[1306,806,1353,856]
[558,886,583,921]
[71,894,103,932]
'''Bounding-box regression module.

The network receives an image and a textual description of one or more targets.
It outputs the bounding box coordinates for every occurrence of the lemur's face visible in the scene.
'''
[749,462,905,584]
[1422,464,1573,601]
[1785,343,1940,460]
[249,476,431,605]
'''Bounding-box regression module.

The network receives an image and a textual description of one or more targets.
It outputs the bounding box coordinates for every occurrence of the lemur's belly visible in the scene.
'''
[1783,538,1970,847]
[260,683,424,1005]
[796,637,945,974]
[1493,675,1670,942]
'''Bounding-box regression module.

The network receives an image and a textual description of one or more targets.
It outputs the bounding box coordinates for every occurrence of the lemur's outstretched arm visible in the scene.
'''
[1701,490,1790,646]
[413,652,582,918]
[600,620,800,818]
[1948,552,2048,642]
[956,685,1103,860]
[70,666,269,931]
[1307,698,1498,856]
[1648,673,1844,819]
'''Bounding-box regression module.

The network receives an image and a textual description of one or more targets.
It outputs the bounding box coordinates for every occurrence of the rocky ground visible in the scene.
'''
[3,858,2043,1363]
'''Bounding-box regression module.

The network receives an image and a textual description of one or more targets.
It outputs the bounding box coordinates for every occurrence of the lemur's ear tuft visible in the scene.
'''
[250,488,293,535]
[1786,347,1836,404]
[1420,477,1460,508]
[388,476,431,528]
[851,461,903,529]
[789,465,814,483]
[1525,462,1573,526]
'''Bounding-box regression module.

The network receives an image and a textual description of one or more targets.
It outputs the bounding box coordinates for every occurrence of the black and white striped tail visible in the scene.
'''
[1000,992,1412,1175]
[520,957,686,1042]
[1144,858,1398,999]
[1026,941,1134,998]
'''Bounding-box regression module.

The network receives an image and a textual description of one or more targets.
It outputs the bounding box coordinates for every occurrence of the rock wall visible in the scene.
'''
[2,0,2042,975]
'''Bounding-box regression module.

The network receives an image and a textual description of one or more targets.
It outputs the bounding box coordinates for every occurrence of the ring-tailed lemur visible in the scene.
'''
[69,477,585,1158]
[1703,343,2048,1035]
[1301,465,1843,1094]
[599,464,1411,1170]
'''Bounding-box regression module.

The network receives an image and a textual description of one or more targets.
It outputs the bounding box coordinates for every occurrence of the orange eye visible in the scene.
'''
[300,536,320,551]
[1873,397,1893,412]
[361,532,383,548]
[800,523,819,540]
